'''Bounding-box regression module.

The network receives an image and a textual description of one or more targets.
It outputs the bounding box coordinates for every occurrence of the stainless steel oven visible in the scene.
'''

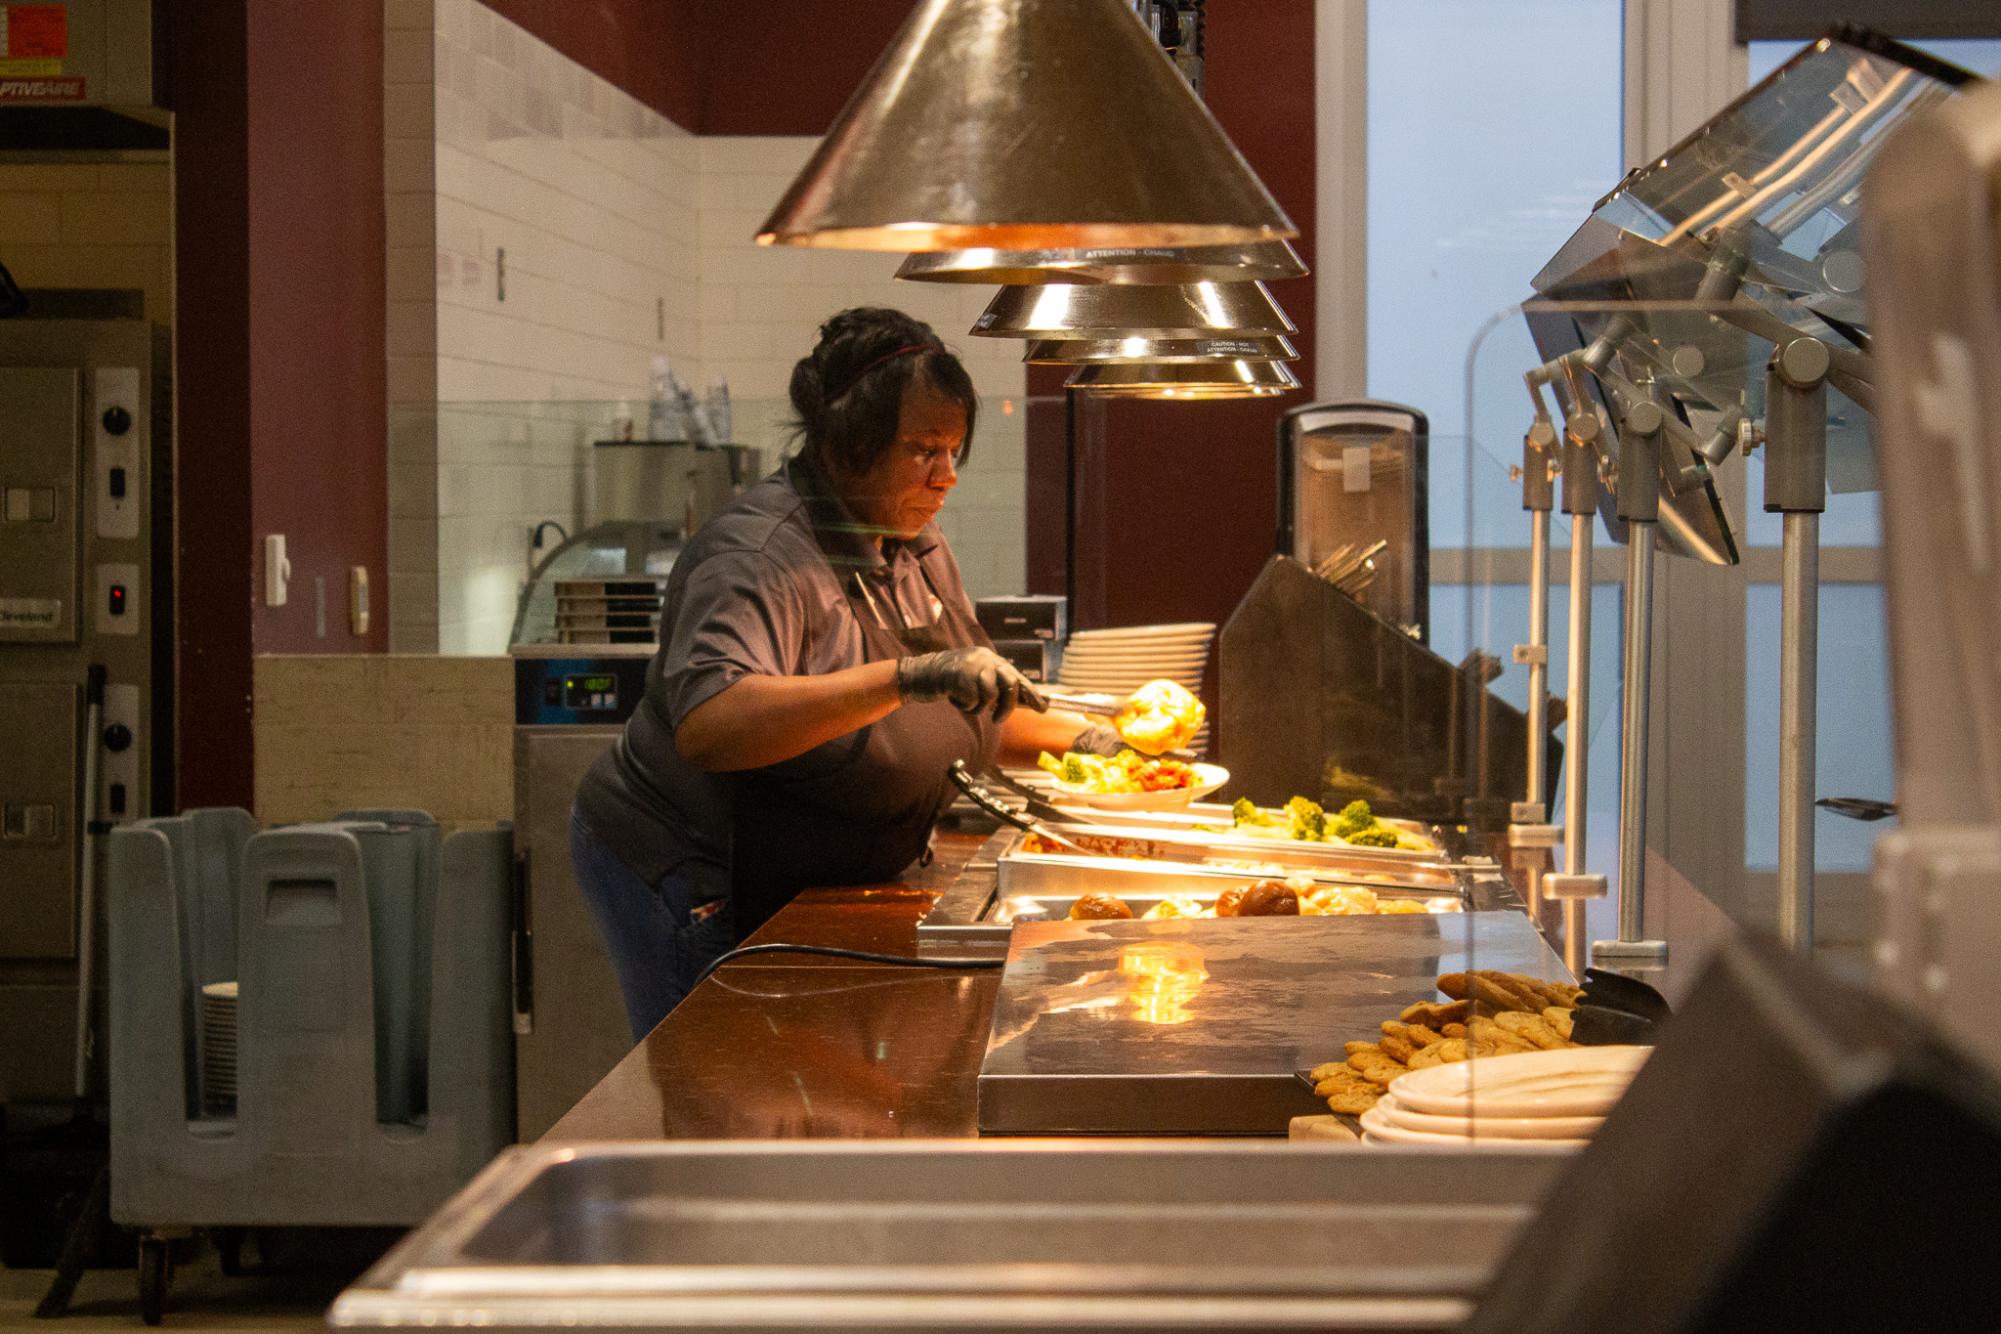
[0,292,168,1100]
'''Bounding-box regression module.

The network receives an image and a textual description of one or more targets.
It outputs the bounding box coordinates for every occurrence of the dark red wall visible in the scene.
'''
[686,2,916,134]
[476,0,703,131]
[475,0,915,135]
[245,2,389,657]
[1033,0,1317,638]
[169,1,388,806]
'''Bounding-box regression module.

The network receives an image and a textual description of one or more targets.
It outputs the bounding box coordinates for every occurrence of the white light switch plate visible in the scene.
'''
[351,565,370,635]
[265,534,290,607]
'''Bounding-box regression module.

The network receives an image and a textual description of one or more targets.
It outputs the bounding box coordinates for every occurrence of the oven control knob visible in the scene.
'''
[103,723,133,753]
[102,405,133,436]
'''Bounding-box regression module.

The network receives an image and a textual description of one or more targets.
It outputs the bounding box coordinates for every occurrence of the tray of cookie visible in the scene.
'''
[1298,970,1589,1118]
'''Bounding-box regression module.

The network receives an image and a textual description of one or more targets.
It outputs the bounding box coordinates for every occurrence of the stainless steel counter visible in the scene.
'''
[329,1140,1564,1332]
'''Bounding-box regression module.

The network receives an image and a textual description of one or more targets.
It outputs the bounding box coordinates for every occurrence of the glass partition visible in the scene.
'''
[1464,283,1905,972]
[425,391,1034,656]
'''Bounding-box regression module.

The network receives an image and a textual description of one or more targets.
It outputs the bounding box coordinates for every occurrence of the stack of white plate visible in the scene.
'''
[1359,1045,1650,1151]
[1057,623,1216,753]
[200,980,239,1116]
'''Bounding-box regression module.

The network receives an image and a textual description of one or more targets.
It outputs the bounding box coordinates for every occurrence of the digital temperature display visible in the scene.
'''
[563,673,621,711]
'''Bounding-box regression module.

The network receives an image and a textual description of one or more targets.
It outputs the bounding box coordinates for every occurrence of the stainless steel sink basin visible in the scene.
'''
[330,1140,1561,1331]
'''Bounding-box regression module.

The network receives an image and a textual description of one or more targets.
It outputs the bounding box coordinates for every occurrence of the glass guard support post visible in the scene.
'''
[1544,403,1609,977]
[1765,337,1831,954]
[1597,401,1669,968]
[1509,414,1562,941]
[1515,417,1558,822]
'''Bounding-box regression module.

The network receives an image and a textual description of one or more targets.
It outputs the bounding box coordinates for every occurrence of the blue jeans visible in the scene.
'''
[569,809,737,1042]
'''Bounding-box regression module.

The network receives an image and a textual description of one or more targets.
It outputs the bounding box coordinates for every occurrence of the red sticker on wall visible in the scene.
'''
[0,75,83,101]
[3,5,70,59]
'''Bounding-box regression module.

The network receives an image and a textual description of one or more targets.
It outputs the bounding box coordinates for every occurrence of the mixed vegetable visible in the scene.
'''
[1230,796,1424,850]
[1038,748,1201,793]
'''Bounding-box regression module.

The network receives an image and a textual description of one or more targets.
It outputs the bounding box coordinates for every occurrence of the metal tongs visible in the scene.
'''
[1314,538,1389,597]
[980,766,1118,827]
[1038,688,1124,718]
[947,761,1092,854]
[1571,966,1673,1046]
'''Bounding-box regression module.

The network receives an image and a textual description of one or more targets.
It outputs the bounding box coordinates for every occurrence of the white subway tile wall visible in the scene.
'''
[390,1,1030,654]
[385,0,442,650]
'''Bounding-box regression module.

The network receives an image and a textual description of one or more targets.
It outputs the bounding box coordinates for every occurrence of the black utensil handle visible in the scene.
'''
[949,760,1036,834]
[1582,966,1674,1023]
[1571,1004,1660,1047]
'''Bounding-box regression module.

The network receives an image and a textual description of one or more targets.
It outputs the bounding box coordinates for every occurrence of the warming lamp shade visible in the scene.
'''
[896,240,1308,286]
[1067,360,1301,399]
[755,0,1296,251]
[1024,335,1298,364]
[973,281,1297,340]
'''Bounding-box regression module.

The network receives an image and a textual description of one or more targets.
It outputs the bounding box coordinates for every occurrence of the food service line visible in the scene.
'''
[541,814,1575,1142]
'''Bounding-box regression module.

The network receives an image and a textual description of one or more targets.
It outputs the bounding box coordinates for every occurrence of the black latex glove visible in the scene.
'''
[1070,724,1125,756]
[896,647,1048,723]
[1070,725,1202,762]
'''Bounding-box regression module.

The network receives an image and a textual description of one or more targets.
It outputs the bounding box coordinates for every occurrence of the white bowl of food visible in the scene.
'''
[1040,752,1230,811]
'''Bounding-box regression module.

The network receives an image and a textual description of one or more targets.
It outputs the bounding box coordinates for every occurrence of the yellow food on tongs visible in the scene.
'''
[1110,679,1206,755]
[1041,678,1207,756]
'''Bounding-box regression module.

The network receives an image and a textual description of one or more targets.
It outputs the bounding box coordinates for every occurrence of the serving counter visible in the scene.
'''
[548,816,1553,1142]
[547,824,1002,1141]
[335,818,1593,1331]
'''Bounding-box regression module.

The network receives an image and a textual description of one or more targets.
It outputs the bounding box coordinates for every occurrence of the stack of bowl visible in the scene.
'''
[200,980,239,1116]
[1359,1045,1650,1151]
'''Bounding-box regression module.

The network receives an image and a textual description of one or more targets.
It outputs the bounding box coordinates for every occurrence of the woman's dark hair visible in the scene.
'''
[789,307,978,477]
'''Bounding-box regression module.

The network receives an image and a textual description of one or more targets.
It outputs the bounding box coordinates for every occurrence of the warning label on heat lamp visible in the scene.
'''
[0,76,81,100]
[0,3,68,77]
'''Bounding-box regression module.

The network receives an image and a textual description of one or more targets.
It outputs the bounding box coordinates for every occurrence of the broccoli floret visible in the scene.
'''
[1283,795,1326,841]
[1344,825,1401,848]
[1062,754,1091,785]
[1232,798,1283,827]
[1331,799,1376,839]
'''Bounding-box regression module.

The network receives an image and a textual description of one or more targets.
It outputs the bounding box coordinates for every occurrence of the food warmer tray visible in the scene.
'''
[330,1140,1564,1332]
[976,913,1569,1136]
[917,826,1520,955]
[1004,789,1457,855]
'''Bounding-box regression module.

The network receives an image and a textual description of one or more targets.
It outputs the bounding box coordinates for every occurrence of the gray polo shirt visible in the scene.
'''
[574,454,994,914]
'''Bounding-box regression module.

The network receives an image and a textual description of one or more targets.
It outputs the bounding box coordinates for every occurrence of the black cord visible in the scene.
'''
[692,943,1002,991]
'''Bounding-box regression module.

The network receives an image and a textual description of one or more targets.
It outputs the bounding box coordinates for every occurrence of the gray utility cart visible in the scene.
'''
[106,808,514,1324]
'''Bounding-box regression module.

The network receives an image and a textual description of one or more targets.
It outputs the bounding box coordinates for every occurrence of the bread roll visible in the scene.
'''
[1234,879,1300,916]
[1068,893,1134,921]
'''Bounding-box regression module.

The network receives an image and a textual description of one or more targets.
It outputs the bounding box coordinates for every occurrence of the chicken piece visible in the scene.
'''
[1306,884,1379,916]
[1141,895,1205,921]
[1111,679,1207,756]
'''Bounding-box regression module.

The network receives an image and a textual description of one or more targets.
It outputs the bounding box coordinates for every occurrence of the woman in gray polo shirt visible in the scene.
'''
[571,307,1104,1039]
